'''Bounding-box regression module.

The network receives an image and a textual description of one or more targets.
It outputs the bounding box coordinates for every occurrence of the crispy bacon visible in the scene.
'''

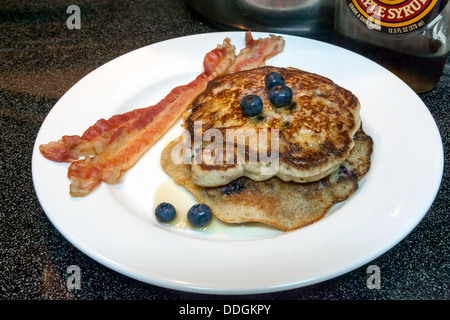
[68,71,224,196]
[39,38,236,163]
[228,32,285,73]
[40,32,285,196]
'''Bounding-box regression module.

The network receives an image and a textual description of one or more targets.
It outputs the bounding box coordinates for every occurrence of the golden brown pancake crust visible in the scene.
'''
[184,66,361,185]
[161,127,373,231]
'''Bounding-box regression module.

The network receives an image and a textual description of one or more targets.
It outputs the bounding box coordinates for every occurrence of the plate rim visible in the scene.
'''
[31,31,444,294]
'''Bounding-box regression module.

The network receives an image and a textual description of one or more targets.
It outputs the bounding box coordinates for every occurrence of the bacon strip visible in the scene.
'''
[40,32,285,196]
[39,37,237,163]
[228,32,285,73]
[67,71,223,196]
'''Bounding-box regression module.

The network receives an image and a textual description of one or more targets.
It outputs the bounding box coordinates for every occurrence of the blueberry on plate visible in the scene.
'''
[240,94,263,117]
[264,72,285,89]
[268,85,293,107]
[187,204,212,228]
[155,202,176,223]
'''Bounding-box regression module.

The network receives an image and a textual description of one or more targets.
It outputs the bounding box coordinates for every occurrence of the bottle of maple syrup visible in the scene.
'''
[334,0,449,93]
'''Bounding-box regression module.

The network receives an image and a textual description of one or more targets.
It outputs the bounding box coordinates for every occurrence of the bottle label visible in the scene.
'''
[344,0,447,34]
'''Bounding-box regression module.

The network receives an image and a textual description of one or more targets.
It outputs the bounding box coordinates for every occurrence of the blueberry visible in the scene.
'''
[221,178,246,196]
[187,204,212,228]
[240,94,263,117]
[264,72,285,89]
[155,202,176,223]
[268,85,293,107]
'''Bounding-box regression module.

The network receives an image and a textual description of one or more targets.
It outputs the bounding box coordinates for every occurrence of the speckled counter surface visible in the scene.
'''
[1,0,448,300]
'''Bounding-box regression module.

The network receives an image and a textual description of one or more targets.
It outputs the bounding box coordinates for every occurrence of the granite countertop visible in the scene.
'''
[1,0,448,300]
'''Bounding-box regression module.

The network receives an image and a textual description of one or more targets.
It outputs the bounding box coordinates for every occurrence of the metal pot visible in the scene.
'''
[186,0,335,39]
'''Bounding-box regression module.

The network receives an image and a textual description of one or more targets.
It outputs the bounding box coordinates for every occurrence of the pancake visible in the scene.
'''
[161,126,373,231]
[184,66,361,187]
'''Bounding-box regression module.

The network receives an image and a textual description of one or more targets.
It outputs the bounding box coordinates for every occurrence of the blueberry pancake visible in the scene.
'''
[184,66,361,187]
[161,127,373,231]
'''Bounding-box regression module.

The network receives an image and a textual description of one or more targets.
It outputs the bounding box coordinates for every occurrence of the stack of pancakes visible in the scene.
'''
[161,66,373,231]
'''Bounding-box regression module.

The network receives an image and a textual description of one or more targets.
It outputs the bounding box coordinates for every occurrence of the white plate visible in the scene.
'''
[32,32,444,294]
